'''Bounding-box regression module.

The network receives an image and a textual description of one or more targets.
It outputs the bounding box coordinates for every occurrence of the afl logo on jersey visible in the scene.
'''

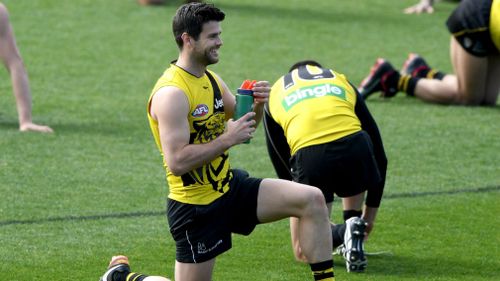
[192,104,209,117]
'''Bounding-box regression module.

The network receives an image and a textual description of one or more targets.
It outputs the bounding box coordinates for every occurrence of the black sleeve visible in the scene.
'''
[352,84,388,208]
[263,103,293,180]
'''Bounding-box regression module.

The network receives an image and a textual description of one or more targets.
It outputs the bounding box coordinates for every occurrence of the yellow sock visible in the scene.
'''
[126,273,149,281]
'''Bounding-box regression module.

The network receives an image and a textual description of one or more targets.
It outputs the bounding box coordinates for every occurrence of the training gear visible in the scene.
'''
[268,65,361,156]
[342,217,367,273]
[401,53,445,80]
[310,260,335,281]
[99,256,130,281]
[358,59,398,100]
[401,53,430,77]
[147,66,231,205]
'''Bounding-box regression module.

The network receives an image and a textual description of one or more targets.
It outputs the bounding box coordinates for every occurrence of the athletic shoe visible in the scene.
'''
[358,59,399,100]
[333,244,344,256]
[401,53,429,77]
[342,217,367,273]
[99,255,131,281]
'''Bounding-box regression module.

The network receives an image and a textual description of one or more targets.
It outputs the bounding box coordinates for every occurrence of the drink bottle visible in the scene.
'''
[234,86,254,144]
[234,88,254,120]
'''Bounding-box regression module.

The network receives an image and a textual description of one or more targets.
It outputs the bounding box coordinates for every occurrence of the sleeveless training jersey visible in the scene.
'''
[147,64,232,205]
[268,65,361,155]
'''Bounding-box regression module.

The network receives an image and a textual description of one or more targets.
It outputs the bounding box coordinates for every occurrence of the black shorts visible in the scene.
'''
[446,0,497,56]
[166,169,262,263]
[290,131,381,203]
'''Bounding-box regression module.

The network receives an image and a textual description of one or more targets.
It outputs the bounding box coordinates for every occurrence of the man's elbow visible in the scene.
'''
[167,163,189,177]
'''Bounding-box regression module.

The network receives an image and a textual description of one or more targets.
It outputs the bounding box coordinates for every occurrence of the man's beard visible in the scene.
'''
[203,48,219,65]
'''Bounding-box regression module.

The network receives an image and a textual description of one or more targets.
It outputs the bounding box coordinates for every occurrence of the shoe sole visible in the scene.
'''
[100,264,126,281]
[344,218,367,273]
[99,256,130,281]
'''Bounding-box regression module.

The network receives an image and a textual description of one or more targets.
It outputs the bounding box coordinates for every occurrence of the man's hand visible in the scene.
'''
[362,206,379,241]
[226,111,256,145]
[251,81,270,105]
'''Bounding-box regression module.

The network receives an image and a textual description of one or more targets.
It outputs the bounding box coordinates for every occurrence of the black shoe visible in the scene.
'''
[99,256,130,281]
[401,53,430,77]
[358,58,399,100]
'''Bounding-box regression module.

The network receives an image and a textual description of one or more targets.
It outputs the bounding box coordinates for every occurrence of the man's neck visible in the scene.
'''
[176,54,206,78]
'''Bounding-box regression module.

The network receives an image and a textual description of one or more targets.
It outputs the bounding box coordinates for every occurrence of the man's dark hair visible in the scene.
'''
[172,3,225,49]
[288,60,322,72]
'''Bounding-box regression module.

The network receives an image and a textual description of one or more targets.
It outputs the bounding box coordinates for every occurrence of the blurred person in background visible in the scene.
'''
[361,0,500,106]
[0,3,52,133]
[404,0,436,14]
[404,0,461,14]
[137,0,202,5]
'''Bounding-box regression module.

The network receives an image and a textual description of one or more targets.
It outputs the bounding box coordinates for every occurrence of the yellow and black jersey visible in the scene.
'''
[147,64,232,205]
[268,65,361,155]
[491,0,500,51]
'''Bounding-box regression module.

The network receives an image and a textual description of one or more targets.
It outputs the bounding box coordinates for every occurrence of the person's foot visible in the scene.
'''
[401,53,430,77]
[99,256,131,281]
[358,59,399,100]
[342,217,367,273]
[19,122,53,133]
[137,0,166,5]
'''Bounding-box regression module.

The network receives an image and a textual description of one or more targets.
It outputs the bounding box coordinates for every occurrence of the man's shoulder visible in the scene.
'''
[154,66,186,89]
[205,69,223,83]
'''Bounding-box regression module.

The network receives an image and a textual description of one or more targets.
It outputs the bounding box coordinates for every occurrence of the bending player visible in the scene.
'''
[264,60,388,272]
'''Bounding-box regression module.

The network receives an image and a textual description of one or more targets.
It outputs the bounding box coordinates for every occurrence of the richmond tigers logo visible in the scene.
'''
[182,111,230,192]
[192,112,225,143]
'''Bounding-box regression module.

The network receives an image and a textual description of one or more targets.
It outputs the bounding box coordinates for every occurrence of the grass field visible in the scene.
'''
[0,0,499,280]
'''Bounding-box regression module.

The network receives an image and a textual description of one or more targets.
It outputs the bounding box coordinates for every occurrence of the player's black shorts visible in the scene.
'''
[446,0,498,56]
[290,130,381,203]
[166,169,262,263]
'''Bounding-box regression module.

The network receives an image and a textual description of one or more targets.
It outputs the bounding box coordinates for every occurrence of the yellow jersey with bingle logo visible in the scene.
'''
[268,65,361,155]
[147,64,231,205]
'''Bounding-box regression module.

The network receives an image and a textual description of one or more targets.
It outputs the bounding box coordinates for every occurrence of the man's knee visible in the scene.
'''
[302,186,328,216]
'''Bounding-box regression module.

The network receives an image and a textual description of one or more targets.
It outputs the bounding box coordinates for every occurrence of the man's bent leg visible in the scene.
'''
[484,54,500,105]
[450,37,489,105]
[256,179,334,280]
[174,258,215,281]
[342,192,364,221]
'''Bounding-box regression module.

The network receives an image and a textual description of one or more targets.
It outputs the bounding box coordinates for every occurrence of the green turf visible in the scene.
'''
[0,0,499,280]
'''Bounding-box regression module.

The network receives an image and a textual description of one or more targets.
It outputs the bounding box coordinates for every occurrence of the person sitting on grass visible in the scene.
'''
[361,0,500,106]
